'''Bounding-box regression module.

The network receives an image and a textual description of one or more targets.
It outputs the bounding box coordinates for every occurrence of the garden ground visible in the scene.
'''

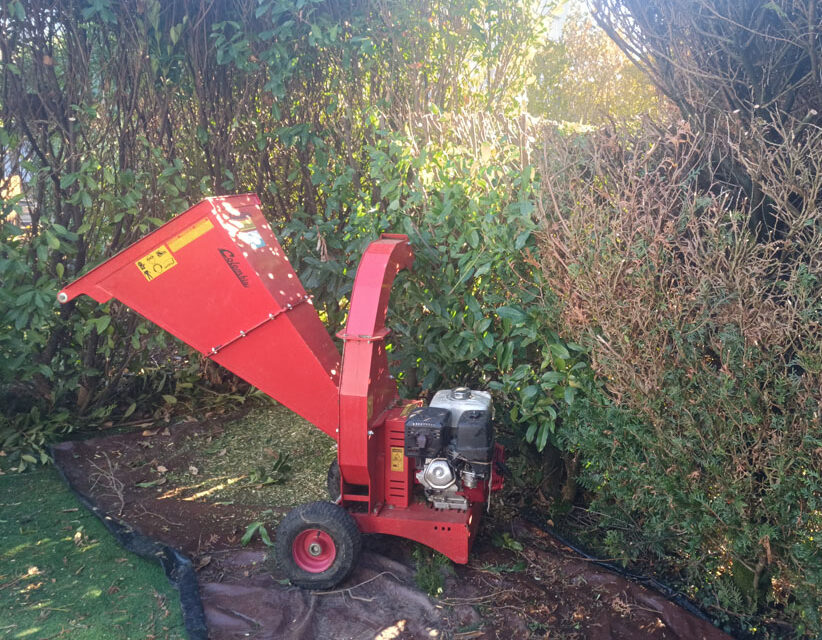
[43,404,732,640]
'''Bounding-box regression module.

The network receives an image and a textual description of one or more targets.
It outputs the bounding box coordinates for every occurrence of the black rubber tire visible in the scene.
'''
[326,459,341,502]
[275,501,361,590]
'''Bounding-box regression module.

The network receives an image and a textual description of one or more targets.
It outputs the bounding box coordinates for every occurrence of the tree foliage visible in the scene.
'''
[528,9,659,123]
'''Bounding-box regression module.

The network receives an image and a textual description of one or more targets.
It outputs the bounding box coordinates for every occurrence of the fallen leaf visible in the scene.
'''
[136,478,166,488]
[195,555,211,571]
[156,465,168,473]
[142,429,158,437]
[188,465,199,475]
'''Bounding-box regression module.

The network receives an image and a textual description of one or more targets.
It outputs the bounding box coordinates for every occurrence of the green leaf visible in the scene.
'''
[44,230,60,250]
[521,385,540,401]
[510,364,531,381]
[241,522,261,546]
[162,394,178,405]
[536,422,550,451]
[496,306,526,323]
[60,173,78,189]
[549,343,571,360]
[541,371,565,385]
[95,316,111,333]
[135,479,164,488]
[514,230,530,250]
[123,402,137,419]
[258,525,273,546]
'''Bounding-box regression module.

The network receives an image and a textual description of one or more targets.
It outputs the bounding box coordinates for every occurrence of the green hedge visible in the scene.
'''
[540,120,822,637]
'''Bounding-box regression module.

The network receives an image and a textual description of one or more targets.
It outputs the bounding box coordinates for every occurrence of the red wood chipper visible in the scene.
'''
[58,194,504,589]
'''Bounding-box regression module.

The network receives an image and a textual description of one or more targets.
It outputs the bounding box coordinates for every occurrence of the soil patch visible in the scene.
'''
[53,406,733,640]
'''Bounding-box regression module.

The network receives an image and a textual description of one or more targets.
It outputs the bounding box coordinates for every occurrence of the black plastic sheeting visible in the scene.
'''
[51,446,208,640]
[523,509,727,633]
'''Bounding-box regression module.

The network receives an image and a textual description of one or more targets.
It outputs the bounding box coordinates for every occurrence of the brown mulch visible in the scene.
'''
[53,420,733,640]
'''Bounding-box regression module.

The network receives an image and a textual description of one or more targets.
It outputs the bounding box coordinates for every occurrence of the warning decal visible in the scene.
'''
[390,447,404,472]
[168,218,214,252]
[136,245,177,282]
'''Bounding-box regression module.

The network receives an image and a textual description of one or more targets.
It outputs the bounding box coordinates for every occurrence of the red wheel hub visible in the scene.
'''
[292,529,336,572]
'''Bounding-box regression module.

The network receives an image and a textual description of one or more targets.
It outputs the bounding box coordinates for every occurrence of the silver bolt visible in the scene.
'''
[57,292,68,304]
[368,430,375,437]
[308,542,322,556]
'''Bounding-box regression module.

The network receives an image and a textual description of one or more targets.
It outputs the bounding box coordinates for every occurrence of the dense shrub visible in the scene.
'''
[539,120,822,636]
[278,113,588,452]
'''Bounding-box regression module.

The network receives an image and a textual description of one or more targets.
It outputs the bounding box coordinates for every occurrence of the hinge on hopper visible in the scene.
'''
[208,296,312,355]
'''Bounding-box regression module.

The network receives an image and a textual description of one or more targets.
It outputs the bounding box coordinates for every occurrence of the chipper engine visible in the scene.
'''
[58,194,503,589]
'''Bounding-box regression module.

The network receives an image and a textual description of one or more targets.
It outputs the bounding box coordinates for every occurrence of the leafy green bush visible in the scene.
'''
[277,115,589,452]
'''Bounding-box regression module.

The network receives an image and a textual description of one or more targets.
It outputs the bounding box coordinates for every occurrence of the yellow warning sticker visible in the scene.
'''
[168,218,214,252]
[390,447,404,472]
[135,245,177,282]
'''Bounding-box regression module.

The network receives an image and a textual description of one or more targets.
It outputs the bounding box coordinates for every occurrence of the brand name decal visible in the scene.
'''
[218,248,249,288]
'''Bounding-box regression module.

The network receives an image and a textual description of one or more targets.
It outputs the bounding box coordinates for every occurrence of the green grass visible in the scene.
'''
[0,465,186,639]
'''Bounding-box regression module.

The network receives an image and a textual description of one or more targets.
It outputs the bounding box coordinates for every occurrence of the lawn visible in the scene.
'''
[0,464,186,639]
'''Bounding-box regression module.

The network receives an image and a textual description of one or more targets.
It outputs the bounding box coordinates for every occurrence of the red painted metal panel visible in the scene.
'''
[58,195,341,437]
[337,235,414,500]
[352,501,483,564]
[382,404,420,508]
